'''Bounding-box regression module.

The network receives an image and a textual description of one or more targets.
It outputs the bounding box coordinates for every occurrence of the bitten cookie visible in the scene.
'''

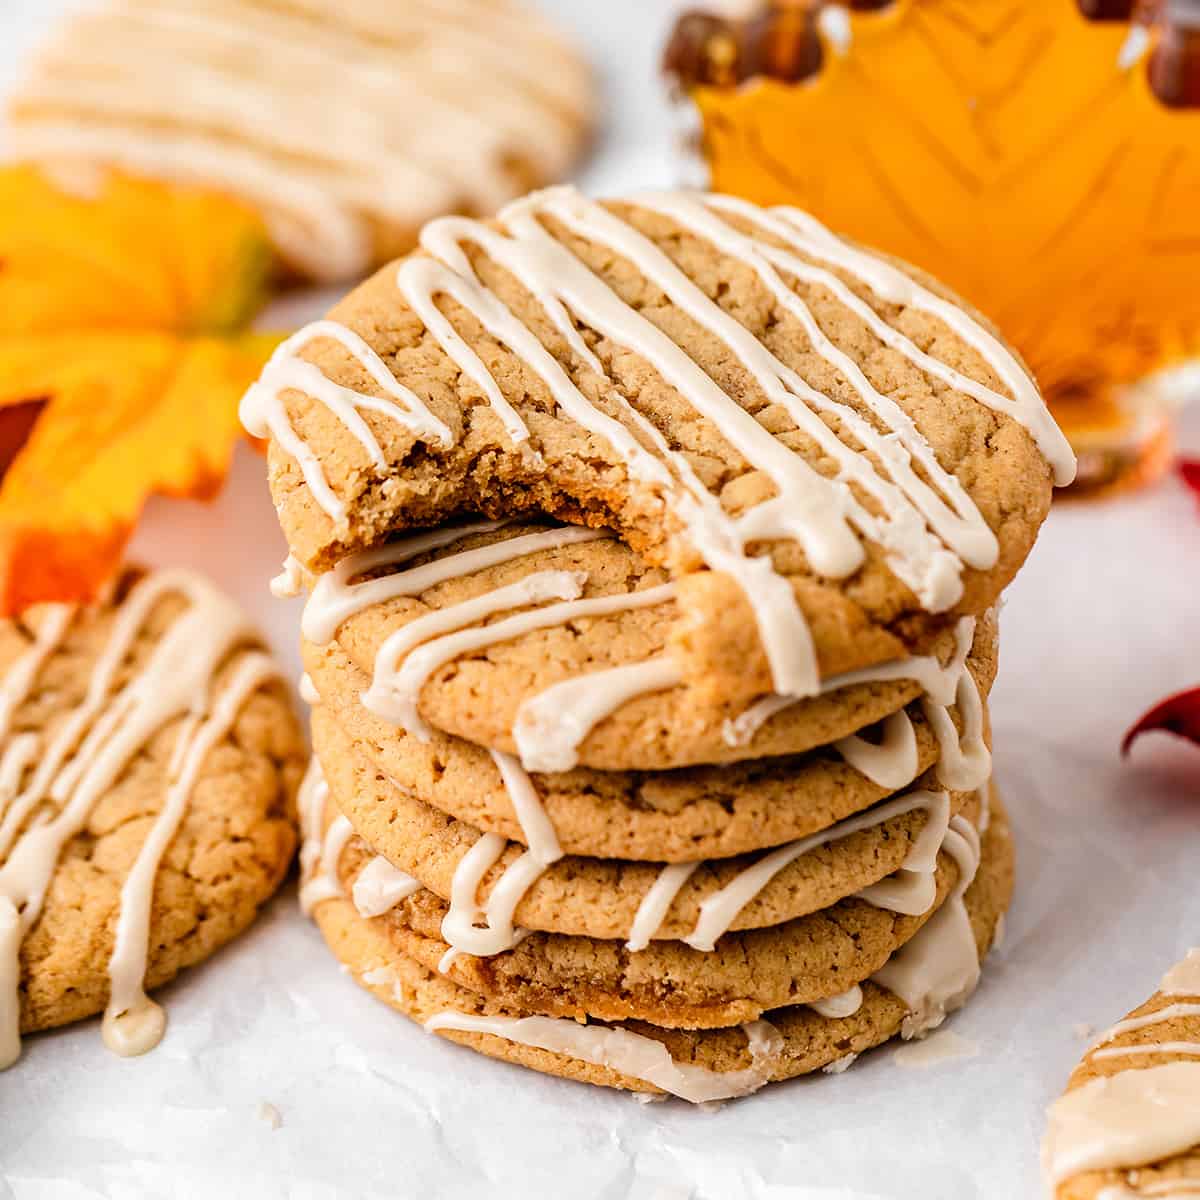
[0,566,305,1068]
[1043,949,1200,1199]
[7,0,595,281]
[244,186,1072,701]
[297,519,999,772]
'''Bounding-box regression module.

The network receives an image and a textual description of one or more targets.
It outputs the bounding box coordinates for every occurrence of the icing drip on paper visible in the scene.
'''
[12,0,589,280]
[241,321,454,525]
[352,856,421,919]
[423,1012,782,1104]
[104,651,281,1057]
[0,570,268,1068]
[513,656,684,773]
[870,816,983,1039]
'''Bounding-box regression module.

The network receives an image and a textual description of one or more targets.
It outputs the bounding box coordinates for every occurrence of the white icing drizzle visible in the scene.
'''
[352,856,421,919]
[303,520,507,643]
[0,605,73,742]
[626,863,701,953]
[103,650,280,1057]
[11,0,590,280]
[299,673,320,706]
[371,583,676,744]
[423,1011,781,1104]
[703,195,1075,485]
[512,656,684,774]
[823,1052,858,1075]
[870,815,983,1039]
[303,523,606,645]
[832,710,920,790]
[1096,1004,1200,1043]
[1044,1064,1200,1186]
[1092,1042,1200,1064]
[300,816,354,918]
[0,570,267,1068]
[809,984,864,1020]
[1162,950,1200,997]
[725,616,991,794]
[440,754,562,959]
[0,737,40,827]
[362,570,588,736]
[240,321,454,525]
[631,191,997,595]
[684,789,951,952]
[269,555,304,600]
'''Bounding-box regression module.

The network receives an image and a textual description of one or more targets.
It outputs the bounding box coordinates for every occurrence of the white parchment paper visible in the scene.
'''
[1,3,1199,1196]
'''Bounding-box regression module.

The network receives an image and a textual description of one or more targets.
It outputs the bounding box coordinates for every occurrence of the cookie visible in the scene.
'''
[311,695,986,860]
[7,0,594,281]
[297,519,999,771]
[306,783,1008,1029]
[0,567,305,1069]
[308,795,1011,1100]
[244,186,1071,701]
[317,704,984,939]
[1044,949,1200,1199]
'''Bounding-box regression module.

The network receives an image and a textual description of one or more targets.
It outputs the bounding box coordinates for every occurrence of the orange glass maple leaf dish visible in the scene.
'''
[665,0,1200,498]
[0,166,278,614]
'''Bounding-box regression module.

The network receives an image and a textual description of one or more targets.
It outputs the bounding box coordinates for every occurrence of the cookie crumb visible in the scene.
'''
[257,1101,282,1130]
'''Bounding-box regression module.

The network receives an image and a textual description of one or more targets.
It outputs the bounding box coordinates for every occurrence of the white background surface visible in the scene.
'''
[1,3,1199,1198]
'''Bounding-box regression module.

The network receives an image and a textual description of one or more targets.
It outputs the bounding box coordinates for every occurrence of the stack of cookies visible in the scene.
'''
[247,186,1073,1101]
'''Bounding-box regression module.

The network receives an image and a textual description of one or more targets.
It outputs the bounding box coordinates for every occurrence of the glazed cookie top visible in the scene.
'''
[0,567,306,1069]
[246,187,1070,697]
[311,795,1009,1102]
[8,0,594,281]
[297,521,999,772]
[1044,949,1200,1199]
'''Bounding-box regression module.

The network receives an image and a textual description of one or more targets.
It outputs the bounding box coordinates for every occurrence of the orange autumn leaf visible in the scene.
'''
[690,2,1200,403]
[0,331,279,612]
[0,165,271,335]
[0,165,280,613]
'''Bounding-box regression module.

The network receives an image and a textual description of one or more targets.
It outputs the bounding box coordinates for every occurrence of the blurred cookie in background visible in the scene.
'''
[6,0,596,282]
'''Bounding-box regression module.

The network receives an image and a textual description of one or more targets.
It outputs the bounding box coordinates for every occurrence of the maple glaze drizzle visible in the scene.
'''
[247,186,1071,698]
[0,570,279,1068]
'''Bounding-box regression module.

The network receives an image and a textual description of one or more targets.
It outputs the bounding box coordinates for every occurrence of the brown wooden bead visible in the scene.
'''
[739,6,823,83]
[1149,2,1200,108]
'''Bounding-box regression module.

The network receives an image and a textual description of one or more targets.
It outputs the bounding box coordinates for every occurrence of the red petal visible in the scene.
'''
[1180,457,1200,500]
[1123,686,1200,756]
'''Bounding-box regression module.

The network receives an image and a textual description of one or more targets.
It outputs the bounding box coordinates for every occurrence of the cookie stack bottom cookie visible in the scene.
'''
[303,768,1012,1101]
